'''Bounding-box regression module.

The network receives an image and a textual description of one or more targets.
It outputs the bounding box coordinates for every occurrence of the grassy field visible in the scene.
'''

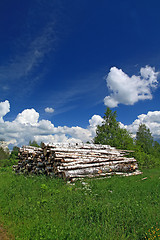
[0,167,160,240]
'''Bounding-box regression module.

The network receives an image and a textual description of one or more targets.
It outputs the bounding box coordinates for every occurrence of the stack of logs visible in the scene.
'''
[13,143,142,181]
[13,145,55,177]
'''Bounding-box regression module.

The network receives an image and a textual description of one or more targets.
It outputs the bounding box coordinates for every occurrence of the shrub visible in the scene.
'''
[133,150,160,169]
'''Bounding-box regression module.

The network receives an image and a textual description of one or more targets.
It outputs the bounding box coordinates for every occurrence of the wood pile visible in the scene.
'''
[13,143,142,181]
[13,146,47,175]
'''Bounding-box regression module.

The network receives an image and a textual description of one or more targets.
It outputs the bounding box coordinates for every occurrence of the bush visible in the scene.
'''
[133,149,160,169]
[0,146,19,167]
[0,147,9,160]
[0,157,18,167]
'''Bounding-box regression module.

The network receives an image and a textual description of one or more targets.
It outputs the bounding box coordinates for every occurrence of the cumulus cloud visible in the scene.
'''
[126,111,160,140]
[0,100,103,147]
[34,134,82,145]
[0,100,10,122]
[2,100,160,149]
[104,66,159,107]
[89,115,103,127]
[15,109,39,125]
[45,107,54,113]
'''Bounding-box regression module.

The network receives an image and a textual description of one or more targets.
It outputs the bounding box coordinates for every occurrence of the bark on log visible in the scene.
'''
[13,143,141,180]
[69,170,142,181]
[44,147,121,155]
[57,159,137,170]
[54,156,136,164]
[62,163,138,179]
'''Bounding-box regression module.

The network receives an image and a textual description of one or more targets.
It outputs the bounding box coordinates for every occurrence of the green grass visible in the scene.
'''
[0,167,160,240]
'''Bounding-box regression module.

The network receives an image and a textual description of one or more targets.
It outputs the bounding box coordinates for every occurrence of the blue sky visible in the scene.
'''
[0,0,160,147]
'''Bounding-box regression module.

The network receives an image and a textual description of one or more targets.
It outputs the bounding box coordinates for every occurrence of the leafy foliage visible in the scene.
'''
[0,146,19,167]
[132,147,160,169]
[94,107,134,150]
[29,140,40,148]
[94,108,160,168]
[0,147,9,160]
[136,123,153,154]
[0,146,10,167]
[132,124,160,168]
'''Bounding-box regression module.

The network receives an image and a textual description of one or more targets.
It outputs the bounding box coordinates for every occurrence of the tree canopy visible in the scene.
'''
[0,147,9,160]
[136,123,153,154]
[29,140,40,148]
[93,107,134,150]
[93,108,160,168]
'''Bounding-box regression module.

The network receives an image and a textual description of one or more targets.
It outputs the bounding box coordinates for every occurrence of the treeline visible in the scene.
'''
[94,108,160,168]
[0,108,160,169]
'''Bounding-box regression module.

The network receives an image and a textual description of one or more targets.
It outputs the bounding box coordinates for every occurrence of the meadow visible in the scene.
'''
[0,167,160,240]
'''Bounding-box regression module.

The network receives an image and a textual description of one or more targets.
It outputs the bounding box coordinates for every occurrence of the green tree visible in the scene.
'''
[0,147,9,160]
[0,147,11,167]
[152,141,160,159]
[136,124,153,154]
[29,140,40,148]
[153,141,160,153]
[94,107,134,149]
[10,146,19,158]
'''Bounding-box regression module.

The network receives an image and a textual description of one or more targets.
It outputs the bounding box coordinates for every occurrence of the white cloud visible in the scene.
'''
[34,134,68,144]
[89,115,103,127]
[0,100,103,147]
[0,100,10,122]
[126,111,160,140]
[15,109,39,126]
[104,66,159,107]
[45,107,54,113]
[2,100,160,149]
[34,134,82,145]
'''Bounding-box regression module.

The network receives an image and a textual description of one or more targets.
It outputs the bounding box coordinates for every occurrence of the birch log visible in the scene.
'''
[13,143,142,180]
[62,163,138,179]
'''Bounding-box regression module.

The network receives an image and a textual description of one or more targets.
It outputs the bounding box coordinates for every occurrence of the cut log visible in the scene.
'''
[69,170,142,181]
[62,169,140,180]
[61,163,138,179]
[55,157,136,165]
[57,159,137,171]
[13,143,141,180]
